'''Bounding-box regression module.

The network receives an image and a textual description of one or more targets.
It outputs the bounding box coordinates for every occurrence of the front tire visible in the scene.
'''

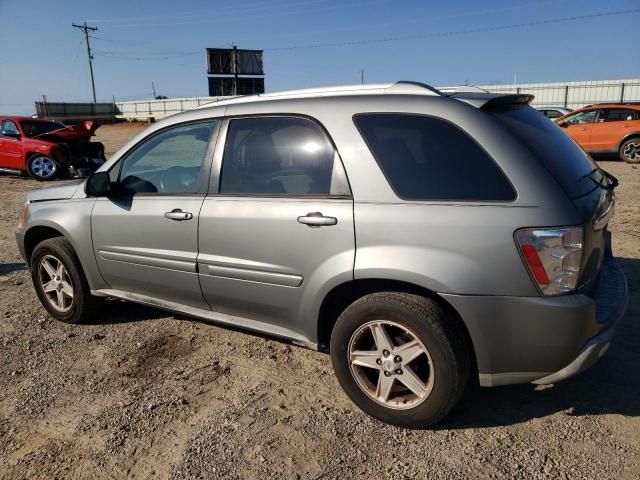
[30,237,100,324]
[620,138,640,164]
[330,292,470,428]
[27,154,60,181]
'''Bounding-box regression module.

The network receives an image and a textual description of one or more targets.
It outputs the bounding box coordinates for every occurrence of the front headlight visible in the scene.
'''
[17,205,28,230]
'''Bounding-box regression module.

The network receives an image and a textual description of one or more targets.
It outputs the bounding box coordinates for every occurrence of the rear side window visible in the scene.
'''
[599,108,636,122]
[220,116,349,196]
[354,114,515,201]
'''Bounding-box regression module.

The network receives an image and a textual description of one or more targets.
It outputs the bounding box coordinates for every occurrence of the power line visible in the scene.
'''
[72,22,99,103]
[268,8,640,51]
[91,8,640,61]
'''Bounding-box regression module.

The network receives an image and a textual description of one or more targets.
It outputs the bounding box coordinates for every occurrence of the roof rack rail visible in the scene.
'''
[439,85,491,94]
[386,81,444,96]
[583,101,640,107]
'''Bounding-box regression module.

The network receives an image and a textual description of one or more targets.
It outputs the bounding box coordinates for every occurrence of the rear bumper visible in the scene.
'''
[441,242,628,387]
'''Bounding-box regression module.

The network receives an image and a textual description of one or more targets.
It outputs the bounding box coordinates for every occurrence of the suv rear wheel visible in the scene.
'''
[620,137,640,164]
[330,292,470,428]
[31,237,100,324]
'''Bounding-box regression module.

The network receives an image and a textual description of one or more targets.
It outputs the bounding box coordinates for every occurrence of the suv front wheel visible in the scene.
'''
[330,292,470,428]
[31,237,100,324]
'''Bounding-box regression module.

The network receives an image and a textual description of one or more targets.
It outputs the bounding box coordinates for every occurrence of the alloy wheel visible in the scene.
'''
[347,320,435,410]
[623,142,640,162]
[38,255,74,312]
[31,156,57,179]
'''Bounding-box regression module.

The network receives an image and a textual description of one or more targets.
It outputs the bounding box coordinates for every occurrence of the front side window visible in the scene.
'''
[220,116,344,196]
[117,121,215,194]
[598,108,636,122]
[354,113,515,201]
[1,120,19,136]
[563,110,597,125]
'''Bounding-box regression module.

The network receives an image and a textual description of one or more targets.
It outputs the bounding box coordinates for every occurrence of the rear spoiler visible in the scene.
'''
[448,92,535,110]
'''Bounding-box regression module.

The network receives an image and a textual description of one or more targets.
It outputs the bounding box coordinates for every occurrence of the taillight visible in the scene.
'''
[516,227,583,295]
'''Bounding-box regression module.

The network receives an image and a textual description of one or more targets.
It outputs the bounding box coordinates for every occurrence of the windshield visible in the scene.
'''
[492,106,602,199]
[19,120,65,138]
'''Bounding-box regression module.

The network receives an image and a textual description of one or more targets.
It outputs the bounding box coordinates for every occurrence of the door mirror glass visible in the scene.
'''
[85,171,112,196]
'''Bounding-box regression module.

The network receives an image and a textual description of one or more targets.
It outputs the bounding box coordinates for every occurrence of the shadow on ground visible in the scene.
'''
[0,262,27,276]
[88,256,639,429]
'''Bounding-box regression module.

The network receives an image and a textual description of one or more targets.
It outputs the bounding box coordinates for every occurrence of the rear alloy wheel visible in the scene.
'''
[330,292,470,428]
[620,138,640,164]
[27,154,60,181]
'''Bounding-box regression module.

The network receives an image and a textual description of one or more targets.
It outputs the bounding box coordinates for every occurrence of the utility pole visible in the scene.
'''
[152,81,157,99]
[72,22,98,103]
[232,45,239,96]
[360,68,364,84]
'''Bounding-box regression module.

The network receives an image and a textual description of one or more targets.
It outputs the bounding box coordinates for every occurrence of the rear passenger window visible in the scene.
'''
[354,114,515,201]
[599,109,636,122]
[220,116,348,196]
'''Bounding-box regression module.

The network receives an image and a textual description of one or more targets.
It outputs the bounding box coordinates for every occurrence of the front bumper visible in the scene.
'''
[441,241,628,387]
[16,230,27,264]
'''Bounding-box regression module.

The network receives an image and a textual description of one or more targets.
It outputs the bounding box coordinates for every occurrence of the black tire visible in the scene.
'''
[330,292,470,428]
[30,237,100,324]
[26,153,60,181]
[619,137,640,164]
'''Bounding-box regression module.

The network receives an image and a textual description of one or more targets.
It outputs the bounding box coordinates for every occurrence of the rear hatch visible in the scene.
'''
[490,105,617,294]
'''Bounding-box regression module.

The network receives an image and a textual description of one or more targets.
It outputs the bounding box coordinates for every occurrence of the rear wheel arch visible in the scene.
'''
[317,278,477,377]
[618,133,640,151]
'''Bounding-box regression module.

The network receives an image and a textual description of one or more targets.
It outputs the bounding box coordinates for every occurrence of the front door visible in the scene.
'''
[562,110,597,150]
[91,120,219,309]
[0,120,23,169]
[197,115,355,342]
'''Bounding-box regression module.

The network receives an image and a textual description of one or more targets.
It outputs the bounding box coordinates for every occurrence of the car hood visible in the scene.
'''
[27,180,83,202]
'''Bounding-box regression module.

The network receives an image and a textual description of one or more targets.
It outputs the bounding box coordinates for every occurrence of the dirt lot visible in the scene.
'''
[0,123,638,479]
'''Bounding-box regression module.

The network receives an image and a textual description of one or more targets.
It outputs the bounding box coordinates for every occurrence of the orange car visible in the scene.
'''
[555,103,640,163]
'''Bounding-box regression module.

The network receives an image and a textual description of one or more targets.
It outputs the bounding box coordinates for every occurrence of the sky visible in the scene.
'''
[1,0,639,115]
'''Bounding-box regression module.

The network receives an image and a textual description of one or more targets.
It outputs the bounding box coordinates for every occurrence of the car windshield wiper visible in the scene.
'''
[578,167,618,191]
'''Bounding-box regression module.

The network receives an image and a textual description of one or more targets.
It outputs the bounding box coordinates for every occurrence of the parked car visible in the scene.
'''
[555,103,640,163]
[15,82,627,428]
[0,116,106,180]
[535,106,573,120]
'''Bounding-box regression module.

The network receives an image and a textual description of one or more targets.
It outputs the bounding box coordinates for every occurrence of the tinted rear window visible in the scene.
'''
[354,113,515,201]
[492,106,599,198]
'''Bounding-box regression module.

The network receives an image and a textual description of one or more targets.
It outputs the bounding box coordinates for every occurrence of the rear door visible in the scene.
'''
[0,119,23,169]
[197,115,354,342]
[561,109,597,150]
[91,120,218,309]
[590,108,638,151]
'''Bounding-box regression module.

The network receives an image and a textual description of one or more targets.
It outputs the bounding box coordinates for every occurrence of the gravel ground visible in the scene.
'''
[0,123,638,479]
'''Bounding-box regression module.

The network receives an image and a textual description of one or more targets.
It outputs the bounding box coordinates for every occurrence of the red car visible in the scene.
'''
[0,116,106,181]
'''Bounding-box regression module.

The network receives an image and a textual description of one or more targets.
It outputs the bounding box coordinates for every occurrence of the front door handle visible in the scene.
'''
[297,212,337,227]
[164,209,193,221]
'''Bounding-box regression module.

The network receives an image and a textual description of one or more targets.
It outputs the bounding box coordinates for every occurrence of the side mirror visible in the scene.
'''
[2,131,20,139]
[557,120,568,128]
[85,171,112,196]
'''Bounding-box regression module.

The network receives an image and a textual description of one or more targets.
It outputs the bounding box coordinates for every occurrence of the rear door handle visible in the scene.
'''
[297,212,337,227]
[164,209,193,221]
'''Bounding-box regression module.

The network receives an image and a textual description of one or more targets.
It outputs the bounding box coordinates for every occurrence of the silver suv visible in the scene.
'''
[16,82,628,427]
